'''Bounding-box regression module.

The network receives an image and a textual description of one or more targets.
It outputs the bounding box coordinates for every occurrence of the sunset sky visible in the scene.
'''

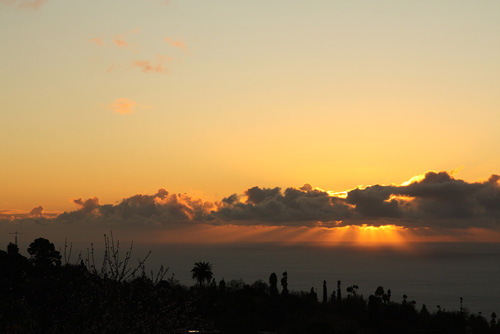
[1,0,499,244]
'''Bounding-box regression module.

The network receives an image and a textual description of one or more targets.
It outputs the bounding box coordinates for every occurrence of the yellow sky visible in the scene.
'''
[1,0,499,214]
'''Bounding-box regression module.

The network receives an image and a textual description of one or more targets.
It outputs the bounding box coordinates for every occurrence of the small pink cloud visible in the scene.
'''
[131,55,170,74]
[113,37,128,47]
[130,27,143,35]
[92,37,104,46]
[107,64,120,73]
[108,98,137,115]
[1,0,47,9]
[20,0,45,8]
[164,37,187,51]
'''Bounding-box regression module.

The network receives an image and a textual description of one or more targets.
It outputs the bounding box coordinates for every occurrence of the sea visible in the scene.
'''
[138,242,500,317]
[13,240,500,317]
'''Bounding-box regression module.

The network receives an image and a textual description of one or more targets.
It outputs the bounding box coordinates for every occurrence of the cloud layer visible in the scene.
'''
[1,0,47,10]
[2,172,500,234]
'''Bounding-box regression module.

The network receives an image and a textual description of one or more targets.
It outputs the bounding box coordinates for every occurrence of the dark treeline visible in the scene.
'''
[1,237,499,334]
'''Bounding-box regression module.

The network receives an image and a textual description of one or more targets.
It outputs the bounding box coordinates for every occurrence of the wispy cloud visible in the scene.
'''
[91,37,104,46]
[107,98,152,114]
[130,27,143,35]
[131,55,170,74]
[107,64,118,73]
[164,37,187,51]
[1,0,47,9]
[0,207,57,219]
[108,98,137,115]
[113,37,128,48]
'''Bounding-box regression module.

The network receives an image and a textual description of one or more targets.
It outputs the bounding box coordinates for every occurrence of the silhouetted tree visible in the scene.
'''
[337,280,342,301]
[322,280,327,303]
[420,304,430,317]
[191,261,213,287]
[310,287,317,302]
[219,278,226,292]
[250,279,269,294]
[269,272,278,297]
[347,285,358,297]
[281,271,288,295]
[4,237,496,334]
[368,294,383,326]
[7,242,19,256]
[383,288,391,304]
[28,237,61,267]
[0,242,29,284]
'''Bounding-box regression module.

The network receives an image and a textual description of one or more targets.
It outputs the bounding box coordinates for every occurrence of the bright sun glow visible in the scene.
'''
[401,173,427,186]
[154,224,413,248]
[352,224,408,246]
[384,194,415,203]
[327,191,348,199]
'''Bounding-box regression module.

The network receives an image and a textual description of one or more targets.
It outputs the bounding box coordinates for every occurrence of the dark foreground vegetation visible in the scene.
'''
[1,237,499,334]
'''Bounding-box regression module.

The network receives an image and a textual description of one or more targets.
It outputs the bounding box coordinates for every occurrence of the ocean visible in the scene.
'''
[12,239,500,317]
[140,242,500,317]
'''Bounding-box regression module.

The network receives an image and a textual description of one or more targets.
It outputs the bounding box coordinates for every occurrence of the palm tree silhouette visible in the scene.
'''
[191,261,213,287]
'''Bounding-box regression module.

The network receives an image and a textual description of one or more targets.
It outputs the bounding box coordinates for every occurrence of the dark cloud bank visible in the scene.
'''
[2,172,500,231]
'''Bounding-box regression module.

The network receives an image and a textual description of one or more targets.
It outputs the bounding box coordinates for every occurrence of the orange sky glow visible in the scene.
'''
[151,225,500,246]
[1,169,500,245]
[1,1,499,246]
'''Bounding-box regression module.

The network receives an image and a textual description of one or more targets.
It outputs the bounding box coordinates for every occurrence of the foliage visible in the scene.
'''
[191,261,214,287]
[27,238,62,267]
[1,237,498,334]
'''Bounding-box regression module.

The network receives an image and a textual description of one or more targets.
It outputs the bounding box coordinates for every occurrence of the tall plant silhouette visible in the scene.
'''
[28,238,61,267]
[323,280,327,303]
[191,261,213,287]
[281,271,288,295]
[269,272,279,297]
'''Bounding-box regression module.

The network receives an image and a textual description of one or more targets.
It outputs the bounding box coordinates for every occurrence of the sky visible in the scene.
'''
[1,0,499,245]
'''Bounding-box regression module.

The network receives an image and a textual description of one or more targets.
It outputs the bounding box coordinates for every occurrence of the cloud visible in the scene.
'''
[398,172,500,228]
[19,0,45,9]
[73,197,100,215]
[29,206,44,217]
[213,186,351,226]
[91,37,104,46]
[343,171,500,229]
[113,37,128,47]
[0,208,57,220]
[107,64,119,73]
[106,98,153,114]
[164,37,187,51]
[212,171,500,230]
[1,0,47,9]
[0,209,26,220]
[130,27,143,35]
[108,98,137,115]
[131,55,170,74]
[2,171,499,238]
[55,189,215,228]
